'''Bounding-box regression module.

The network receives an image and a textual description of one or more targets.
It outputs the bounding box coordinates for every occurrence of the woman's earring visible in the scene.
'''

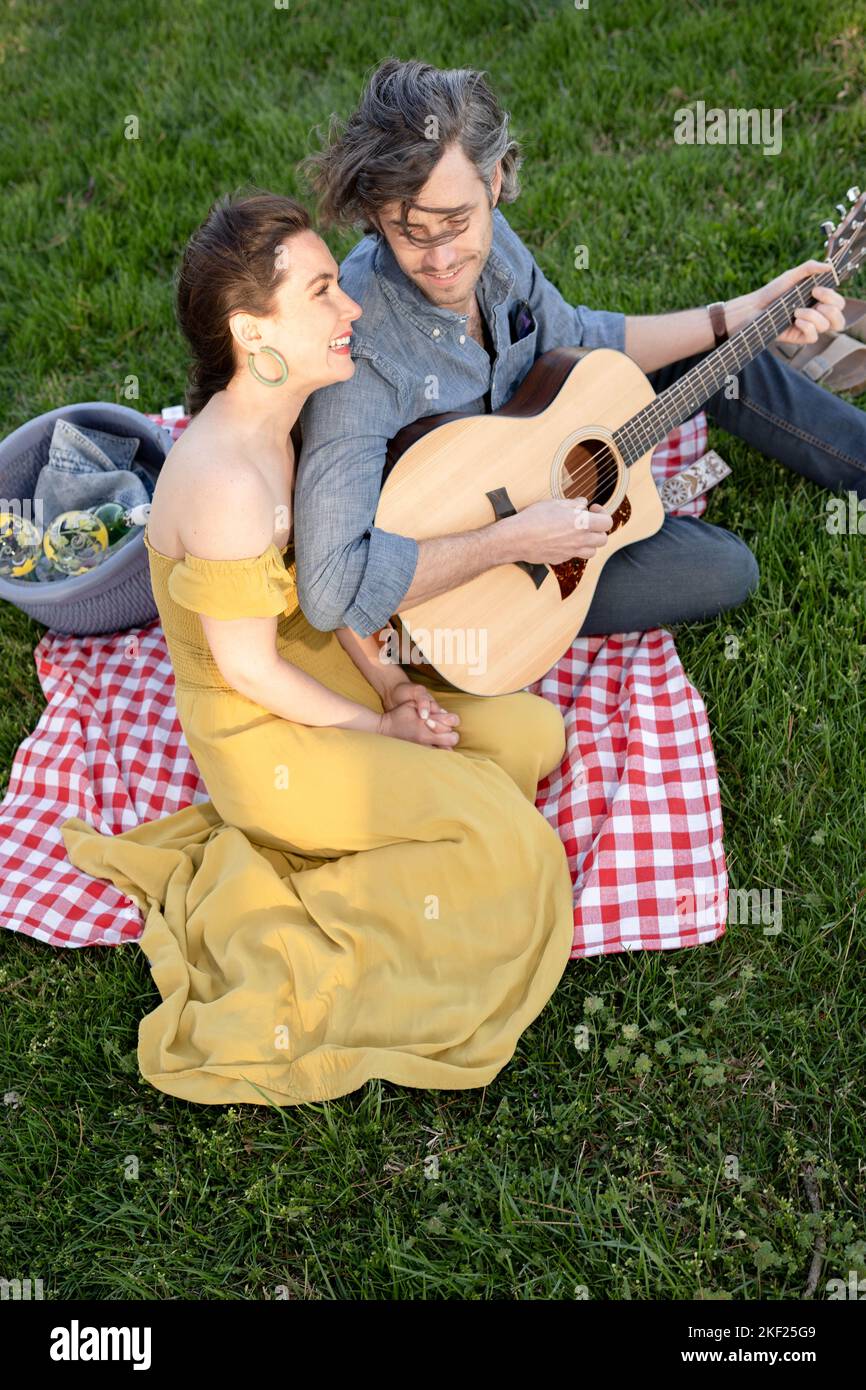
[247,346,289,386]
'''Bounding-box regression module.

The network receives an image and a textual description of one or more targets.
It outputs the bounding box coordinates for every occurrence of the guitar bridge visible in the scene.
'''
[485,486,548,589]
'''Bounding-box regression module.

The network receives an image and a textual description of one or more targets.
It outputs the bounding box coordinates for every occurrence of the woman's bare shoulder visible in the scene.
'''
[164,412,237,476]
[150,421,275,561]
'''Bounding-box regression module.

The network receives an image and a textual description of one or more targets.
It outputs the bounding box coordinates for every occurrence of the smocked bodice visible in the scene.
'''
[143,529,300,691]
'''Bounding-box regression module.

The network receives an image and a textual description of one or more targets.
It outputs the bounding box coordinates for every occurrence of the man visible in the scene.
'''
[294,57,862,647]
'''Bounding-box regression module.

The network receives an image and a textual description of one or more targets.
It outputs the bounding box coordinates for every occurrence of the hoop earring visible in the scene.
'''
[247,346,289,386]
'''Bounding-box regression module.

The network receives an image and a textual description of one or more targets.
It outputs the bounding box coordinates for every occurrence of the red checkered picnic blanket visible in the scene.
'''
[0,410,727,957]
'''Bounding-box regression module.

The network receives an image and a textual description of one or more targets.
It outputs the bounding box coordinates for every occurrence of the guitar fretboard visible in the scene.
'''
[614,269,838,466]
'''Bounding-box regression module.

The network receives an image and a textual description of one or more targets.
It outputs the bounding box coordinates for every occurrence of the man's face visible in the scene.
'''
[373,142,501,313]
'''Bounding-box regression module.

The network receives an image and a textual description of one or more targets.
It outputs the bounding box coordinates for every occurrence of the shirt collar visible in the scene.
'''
[373,222,515,340]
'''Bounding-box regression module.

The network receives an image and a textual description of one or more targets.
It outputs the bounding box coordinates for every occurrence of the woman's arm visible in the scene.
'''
[201,612,458,747]
[176,468,457,745]
[334,623,460,733]
[201,611,379,730]
[334,623,403,700]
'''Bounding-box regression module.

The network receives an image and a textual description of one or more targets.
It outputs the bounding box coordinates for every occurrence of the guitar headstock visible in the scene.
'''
[821,186,866,284]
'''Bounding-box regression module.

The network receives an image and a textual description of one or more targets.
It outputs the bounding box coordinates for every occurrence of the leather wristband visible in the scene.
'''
[707,301,728,348]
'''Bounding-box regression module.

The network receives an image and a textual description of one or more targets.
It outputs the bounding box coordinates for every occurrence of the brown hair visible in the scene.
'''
[301,58,522,243]
[174,189,312,414]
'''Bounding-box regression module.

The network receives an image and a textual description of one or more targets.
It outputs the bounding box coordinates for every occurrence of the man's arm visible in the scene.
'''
[296,370,610,625]
[624,260,847,374]
[624,305,718,374]
[496,206,844,374]
[511,209,720,376]
[304,212,766,633]
[399,521,523,610]
[295,235,628,632]
[294,355,420,635]
[294,349,565,632]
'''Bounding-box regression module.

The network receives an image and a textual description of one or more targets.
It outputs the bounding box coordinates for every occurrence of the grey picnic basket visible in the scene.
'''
[0,402,170,636]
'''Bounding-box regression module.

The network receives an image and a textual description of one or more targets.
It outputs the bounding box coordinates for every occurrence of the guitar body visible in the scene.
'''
[377,345,665,695]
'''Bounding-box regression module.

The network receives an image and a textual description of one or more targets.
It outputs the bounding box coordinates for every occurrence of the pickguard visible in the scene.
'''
[551,494,632,598]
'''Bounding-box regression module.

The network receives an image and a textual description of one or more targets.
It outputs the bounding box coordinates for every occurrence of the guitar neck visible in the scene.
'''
[613,268,839,466]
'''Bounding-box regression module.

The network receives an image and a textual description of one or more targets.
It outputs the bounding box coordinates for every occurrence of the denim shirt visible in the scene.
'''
[294,206,626,635]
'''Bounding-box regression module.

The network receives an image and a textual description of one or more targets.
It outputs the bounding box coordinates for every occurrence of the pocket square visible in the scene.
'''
[508,298,536,344]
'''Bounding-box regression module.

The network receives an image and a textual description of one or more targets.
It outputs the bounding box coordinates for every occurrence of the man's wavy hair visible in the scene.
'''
[301,58,523,245]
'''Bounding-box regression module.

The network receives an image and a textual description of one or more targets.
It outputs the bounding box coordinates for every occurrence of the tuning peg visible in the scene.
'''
[847,186,861,201]
[820,220,836,237]
[836,203,848,218]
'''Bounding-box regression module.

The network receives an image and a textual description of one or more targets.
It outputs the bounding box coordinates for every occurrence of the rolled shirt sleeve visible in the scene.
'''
[294,354,419,635]
[348,523,419,635]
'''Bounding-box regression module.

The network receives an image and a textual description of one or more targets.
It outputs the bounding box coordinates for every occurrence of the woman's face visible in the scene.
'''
[231,230,362,392]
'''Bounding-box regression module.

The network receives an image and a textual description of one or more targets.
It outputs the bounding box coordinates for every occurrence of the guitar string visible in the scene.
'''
[552,269,841,504]
[559,275,835,499]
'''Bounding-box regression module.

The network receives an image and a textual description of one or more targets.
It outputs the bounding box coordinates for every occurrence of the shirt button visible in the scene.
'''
[432,328,440,337]
[458,334,466,344]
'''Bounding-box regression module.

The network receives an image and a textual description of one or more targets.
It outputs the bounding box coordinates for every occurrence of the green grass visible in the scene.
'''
[1,0,864,1300]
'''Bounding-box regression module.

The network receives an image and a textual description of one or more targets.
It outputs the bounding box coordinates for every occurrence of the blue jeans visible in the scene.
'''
[577,346,866,635]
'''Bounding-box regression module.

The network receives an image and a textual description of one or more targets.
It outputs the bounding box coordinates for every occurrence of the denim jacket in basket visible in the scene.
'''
[294,207,626,636]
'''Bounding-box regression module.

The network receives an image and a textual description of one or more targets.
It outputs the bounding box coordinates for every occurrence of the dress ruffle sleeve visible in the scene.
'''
[166,544,297,620]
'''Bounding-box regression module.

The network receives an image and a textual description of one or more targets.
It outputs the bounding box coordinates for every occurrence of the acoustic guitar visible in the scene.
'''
[376,188,866,695]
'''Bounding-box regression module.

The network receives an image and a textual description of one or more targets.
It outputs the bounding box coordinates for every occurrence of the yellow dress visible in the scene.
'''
[60,528,575,1106]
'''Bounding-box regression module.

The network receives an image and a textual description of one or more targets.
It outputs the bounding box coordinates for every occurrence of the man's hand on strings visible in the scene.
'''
[727,259,846,347]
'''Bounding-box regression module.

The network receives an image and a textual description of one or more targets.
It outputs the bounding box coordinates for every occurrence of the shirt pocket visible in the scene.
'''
[502,323,540,399]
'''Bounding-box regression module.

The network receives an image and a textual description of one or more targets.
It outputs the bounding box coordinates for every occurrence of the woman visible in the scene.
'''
[61,190,575,1107]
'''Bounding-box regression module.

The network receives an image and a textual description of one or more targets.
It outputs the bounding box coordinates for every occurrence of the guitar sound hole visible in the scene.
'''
[560,437,619,507]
